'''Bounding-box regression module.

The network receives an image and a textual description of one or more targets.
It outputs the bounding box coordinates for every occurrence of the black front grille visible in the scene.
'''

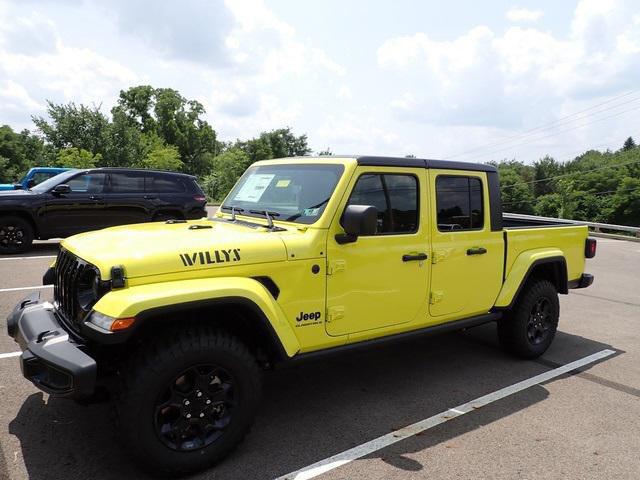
[54,249,92,326]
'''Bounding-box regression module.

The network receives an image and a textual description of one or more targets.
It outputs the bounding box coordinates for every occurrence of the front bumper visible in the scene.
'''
[6,292,97,399]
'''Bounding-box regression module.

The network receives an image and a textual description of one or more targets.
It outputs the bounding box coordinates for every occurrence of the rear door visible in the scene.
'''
[428,170,504,318]
[145,172,189,218]
[102,171,151,226]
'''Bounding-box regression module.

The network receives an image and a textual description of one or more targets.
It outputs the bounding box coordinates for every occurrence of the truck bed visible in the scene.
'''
[503,213,574,229]
[502,213,589,284]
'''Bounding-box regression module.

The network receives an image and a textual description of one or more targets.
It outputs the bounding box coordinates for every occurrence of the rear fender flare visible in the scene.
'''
[494,249,567,309]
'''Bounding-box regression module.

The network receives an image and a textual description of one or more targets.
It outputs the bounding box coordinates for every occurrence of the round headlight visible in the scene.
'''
[77,268,99,311]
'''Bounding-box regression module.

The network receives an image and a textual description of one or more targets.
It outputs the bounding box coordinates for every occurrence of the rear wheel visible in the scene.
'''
[498,279,559,359]
[117,327,262,476]
[0,216,34,254]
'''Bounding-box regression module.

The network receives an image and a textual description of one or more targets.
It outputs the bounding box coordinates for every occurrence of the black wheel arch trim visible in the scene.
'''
[85,296,289,361]
[493,256,568,311]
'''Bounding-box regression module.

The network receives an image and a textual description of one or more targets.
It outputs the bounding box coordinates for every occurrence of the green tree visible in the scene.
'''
[204,147,251,201]
[622,136,636,151]
[534,194,563,217]
[33,101,109,156]
[606,177,640,225]
[498,167,535,214]
[532,155,561,197]
[0,125,46,182]
[113,86,219,176]
[142,144,183,171]
[57,147,101,168]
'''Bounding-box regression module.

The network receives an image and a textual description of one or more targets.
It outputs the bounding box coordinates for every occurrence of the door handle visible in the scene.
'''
[402,253,428,262]
[467,247,487,255]
[88,195,102,201]
[144,195,157,200]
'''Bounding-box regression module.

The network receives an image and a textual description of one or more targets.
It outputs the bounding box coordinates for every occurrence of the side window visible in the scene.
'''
[436,176,484,231]
[67,173,107,193]
[346,173,419,234]
[145,174,186,193]
[31,172,55,186]
[109,172,146,194]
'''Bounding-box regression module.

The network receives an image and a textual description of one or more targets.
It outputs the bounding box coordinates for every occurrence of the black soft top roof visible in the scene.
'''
[356,156,497,173]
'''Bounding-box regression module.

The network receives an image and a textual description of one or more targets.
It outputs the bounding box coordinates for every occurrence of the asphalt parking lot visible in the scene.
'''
[0,236,638,480]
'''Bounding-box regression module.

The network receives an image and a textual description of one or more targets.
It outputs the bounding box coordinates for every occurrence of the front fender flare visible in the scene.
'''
[494,248,566,308]
[92,277,300,357]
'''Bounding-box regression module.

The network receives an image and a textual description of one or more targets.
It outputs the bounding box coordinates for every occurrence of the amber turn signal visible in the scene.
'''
[110,317,136,331]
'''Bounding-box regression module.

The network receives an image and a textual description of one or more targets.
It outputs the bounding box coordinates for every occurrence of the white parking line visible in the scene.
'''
[0,351,21,359]
[0,255,56,261]
[0,285,53,293]
[276,349,616,480]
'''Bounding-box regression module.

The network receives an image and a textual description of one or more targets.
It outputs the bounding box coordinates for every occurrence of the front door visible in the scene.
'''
[40,172,109,237]
[326,167,431,337]
[428,170,504,318]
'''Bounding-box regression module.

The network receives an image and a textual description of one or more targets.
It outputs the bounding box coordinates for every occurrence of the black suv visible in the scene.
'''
[0,168,208,254]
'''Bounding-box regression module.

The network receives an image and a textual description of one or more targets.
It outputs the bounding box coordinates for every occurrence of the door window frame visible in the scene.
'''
[342,171,420,236]
[434,174,486,233]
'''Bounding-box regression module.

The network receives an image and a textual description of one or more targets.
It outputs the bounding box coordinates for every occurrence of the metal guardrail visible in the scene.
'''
[504,212,640,241]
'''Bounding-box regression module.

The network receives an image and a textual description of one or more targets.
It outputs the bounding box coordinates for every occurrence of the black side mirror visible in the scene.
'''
[52,184,71,195]
[26,179,36,189]
[336,204,378,244]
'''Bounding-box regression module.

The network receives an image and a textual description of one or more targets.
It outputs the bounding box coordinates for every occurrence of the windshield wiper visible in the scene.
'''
[286,197,330,222]
[220,204,245,221]
[249,210,280,229]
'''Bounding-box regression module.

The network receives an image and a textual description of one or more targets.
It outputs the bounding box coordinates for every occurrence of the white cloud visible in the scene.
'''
[506,8,543,23]
[0,4,138,127]
[377,0,640,131]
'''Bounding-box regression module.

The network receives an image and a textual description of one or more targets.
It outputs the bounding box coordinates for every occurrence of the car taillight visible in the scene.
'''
[585,237,597,258]
[193,195,206,202]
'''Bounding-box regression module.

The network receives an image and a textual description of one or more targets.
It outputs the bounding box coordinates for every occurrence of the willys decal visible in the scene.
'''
[179,248,241,267]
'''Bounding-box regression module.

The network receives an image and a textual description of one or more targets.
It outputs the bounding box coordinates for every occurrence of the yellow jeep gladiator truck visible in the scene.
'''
[7,156,596,475]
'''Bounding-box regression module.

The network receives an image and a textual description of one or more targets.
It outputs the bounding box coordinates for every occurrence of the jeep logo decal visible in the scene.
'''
[179,248,241,267]
[295,311,322,323]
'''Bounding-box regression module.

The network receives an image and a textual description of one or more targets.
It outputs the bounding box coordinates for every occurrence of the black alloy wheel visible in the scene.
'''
[155,364,236,451]
[0,216,34,254]
[526,297,552,345]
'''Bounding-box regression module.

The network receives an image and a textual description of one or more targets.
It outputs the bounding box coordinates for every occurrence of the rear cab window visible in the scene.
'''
[435,175,484,231]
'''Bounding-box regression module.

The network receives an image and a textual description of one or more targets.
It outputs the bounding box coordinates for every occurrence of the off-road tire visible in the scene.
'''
[0,216,34,254]
[116,326,262,476]
[498,279,559,359]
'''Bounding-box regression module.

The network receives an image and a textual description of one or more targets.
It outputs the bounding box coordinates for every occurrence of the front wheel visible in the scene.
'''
[116,327,262,476]
[498,279,559,359]
[0,216,34,254]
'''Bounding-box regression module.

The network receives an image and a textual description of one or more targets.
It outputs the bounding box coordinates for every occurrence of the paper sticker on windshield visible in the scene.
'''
[303,207,321,216]
[233,174,275,202]
[276,179,291,188]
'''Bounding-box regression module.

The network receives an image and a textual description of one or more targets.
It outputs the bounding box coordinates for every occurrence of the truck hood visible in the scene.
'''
[62,219,288,280]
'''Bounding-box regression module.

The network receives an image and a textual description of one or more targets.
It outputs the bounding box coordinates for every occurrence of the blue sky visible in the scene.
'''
[0,0,639,164]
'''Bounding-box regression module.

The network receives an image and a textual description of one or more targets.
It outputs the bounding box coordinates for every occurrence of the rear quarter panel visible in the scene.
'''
[504,225,588,283]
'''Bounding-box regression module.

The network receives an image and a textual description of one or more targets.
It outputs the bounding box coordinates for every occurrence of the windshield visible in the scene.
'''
[222,163,345,224]
[30,169,79,193]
